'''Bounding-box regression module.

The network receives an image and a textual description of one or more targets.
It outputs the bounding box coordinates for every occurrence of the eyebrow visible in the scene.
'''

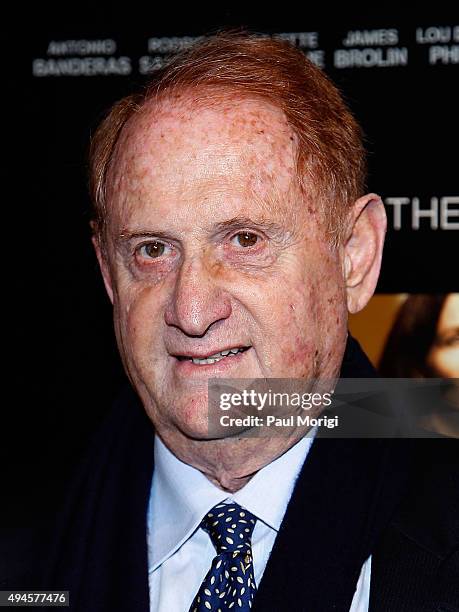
[211,216,286,235]
[117,216,287,243]
[117,229,176,243]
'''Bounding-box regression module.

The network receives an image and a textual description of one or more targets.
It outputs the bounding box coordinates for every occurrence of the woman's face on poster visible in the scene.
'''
[427,294,459,378]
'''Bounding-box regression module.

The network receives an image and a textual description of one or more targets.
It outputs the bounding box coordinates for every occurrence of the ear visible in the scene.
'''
[343,193,387,314]
[91,225,114,305]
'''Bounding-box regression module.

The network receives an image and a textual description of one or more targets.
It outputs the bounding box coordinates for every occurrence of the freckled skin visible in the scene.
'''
[99,95,349,491]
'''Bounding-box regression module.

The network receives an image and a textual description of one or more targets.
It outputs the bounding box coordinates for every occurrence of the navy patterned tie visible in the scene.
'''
[189,502,258,611]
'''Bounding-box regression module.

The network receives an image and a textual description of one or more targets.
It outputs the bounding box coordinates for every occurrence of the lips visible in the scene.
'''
[173,346,251,365]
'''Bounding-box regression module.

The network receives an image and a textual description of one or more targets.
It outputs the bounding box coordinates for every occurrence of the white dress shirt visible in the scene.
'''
[146,431,371,611]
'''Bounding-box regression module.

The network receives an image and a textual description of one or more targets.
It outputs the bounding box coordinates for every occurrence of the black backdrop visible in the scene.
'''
[6,9,458,525]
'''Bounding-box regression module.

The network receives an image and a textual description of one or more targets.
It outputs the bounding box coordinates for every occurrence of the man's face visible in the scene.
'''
[100,94,348,440]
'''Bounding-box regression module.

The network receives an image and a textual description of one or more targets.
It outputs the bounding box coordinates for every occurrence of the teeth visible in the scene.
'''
[192,356,221,365]
[188,347,247,365]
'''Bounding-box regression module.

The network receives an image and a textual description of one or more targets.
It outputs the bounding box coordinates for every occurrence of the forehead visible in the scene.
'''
[438,294,459,330]
[106,93,304,228]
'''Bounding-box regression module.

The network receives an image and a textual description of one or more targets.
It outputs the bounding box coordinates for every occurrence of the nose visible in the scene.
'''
[164,256,232,336]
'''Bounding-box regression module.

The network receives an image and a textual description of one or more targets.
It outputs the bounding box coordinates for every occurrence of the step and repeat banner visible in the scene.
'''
[11,11,459,519]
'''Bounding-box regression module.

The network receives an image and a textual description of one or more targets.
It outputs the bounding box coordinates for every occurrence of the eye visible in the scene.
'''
[137,240,169,259]
[441,332,459,347]
[231,231,259,248]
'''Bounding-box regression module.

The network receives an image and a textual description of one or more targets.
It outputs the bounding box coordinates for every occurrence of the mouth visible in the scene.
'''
[173,346,251,366]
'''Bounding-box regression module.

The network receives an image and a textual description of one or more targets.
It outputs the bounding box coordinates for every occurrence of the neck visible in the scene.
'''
[156,428,310,492]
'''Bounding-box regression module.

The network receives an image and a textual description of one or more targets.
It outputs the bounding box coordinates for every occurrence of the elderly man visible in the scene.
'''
[36,32,457,611]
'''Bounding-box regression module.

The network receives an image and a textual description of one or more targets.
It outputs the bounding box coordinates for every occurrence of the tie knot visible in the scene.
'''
[202,502,257,554]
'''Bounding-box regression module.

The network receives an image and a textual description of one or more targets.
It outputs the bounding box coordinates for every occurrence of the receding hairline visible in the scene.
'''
[90,31,366,250]
[103,85,313,225]
[109,84,299,160]
[103,88,312,242]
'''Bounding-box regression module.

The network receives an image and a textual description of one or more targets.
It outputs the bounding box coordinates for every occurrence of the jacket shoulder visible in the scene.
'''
[370,439,459,611]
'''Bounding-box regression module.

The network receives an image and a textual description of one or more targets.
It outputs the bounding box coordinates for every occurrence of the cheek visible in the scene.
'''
[282,332,316,372]
[114,285,163,359]
[429,346,459,378]
[272,275,346,375]
[269,291,316,372]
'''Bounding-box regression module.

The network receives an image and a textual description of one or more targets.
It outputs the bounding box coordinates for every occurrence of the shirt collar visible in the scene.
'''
[147,429,317,572]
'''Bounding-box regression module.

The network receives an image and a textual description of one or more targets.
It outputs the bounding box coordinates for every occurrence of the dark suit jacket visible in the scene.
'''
[4,337,459,611]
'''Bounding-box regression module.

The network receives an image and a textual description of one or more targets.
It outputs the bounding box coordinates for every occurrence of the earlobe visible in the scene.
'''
[91,234,115,305]
[344,193,387,314]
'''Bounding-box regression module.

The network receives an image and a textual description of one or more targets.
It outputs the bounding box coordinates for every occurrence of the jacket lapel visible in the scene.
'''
[253,336,414,611]
[252,437,413,612]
